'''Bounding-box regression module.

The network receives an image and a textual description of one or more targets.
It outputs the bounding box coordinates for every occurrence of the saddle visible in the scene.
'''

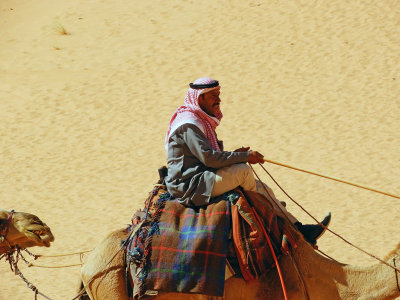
[124,171,296,298]
[230,189,297,281]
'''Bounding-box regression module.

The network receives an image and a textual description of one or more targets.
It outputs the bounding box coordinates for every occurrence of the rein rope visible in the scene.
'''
[249,164,310,300]
[254,162,400,274]
[263,158,400,200]
[394,257,400,293]
[251,205,289,300]
[23,248,92,269]
[32,249,92,258]
[1,247,53,300]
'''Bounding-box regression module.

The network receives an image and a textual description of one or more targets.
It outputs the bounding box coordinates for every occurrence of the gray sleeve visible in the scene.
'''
[182,124,249,169]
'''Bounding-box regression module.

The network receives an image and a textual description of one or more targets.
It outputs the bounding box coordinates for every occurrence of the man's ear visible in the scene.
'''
[198,94,205,107]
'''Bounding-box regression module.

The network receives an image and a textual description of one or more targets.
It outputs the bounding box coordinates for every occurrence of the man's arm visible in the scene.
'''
[182,124,249,169]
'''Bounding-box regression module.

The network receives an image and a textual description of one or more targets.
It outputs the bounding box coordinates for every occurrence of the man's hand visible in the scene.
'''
[248,150,264,164]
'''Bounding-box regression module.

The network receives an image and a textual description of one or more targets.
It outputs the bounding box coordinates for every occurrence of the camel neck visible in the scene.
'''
[313,248,400,300]
[340,261,400,299]
[286,241,400,300]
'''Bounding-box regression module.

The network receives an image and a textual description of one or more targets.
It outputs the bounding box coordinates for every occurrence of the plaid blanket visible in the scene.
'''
[125,187,232,298]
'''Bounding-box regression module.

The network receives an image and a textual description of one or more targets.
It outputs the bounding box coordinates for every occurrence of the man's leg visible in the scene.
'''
[211,163,257,197]
[211,163,331,245]
[255,180,299,224]
[211,164,298,223]
[255,180,331,245]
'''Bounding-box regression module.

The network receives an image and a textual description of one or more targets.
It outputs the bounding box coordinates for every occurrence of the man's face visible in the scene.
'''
[198,89,221,116]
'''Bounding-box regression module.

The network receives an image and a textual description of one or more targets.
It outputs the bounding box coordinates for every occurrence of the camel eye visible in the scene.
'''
[33,230,46,236]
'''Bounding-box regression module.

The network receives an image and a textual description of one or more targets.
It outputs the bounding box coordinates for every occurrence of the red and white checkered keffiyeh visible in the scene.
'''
[165,77,223,152]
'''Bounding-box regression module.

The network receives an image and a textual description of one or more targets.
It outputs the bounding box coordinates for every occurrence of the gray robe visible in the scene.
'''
[165,123,249,207]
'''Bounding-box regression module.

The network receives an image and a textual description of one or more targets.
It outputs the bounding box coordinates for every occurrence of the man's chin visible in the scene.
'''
[213,106,220,114]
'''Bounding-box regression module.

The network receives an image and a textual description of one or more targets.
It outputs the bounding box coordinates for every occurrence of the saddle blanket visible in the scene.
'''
[126,187,232,298]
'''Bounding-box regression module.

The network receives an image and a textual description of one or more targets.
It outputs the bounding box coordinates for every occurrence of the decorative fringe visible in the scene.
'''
[225,191,240,204]
[137,194,170,296]
[123,185,172,299]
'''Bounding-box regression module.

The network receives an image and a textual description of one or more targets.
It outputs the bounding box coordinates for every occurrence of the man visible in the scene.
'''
[165,77,330,245]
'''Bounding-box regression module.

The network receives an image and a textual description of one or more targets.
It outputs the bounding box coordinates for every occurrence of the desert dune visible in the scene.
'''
[1,1,399,299]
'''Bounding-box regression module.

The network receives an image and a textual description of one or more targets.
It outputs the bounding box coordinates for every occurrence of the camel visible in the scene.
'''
[0,208,54,254]
[79,217,400,300]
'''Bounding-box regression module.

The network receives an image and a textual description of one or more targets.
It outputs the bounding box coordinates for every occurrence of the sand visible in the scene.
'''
[1,0,399,299]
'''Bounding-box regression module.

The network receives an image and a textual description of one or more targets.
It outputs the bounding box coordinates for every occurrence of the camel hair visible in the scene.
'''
[0,208,54,255]
[79,213,400,300]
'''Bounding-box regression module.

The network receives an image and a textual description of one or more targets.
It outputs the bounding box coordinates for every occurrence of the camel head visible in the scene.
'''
[0,209,54,254]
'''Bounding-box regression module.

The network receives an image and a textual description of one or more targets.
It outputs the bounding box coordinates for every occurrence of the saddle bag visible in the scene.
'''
[231,189,292,281]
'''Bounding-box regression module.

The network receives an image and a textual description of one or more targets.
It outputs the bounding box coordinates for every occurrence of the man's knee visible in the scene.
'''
[232,163,252,176]
[232,163,256,191]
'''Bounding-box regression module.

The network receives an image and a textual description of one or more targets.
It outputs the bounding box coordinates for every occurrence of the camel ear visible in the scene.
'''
[0,217,7,230]
[0,210,9,222]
